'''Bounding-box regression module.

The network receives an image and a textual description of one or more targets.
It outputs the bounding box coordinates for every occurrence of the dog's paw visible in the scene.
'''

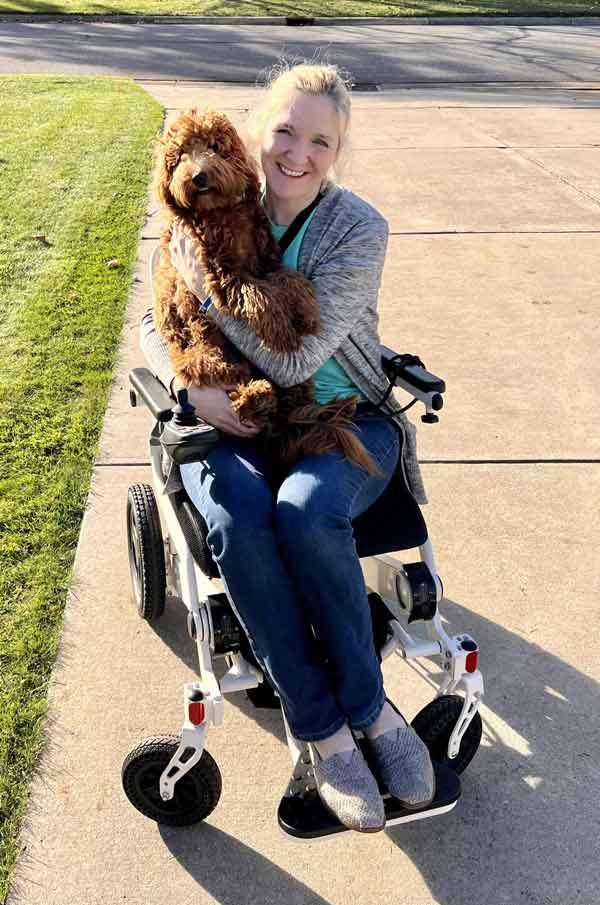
[230,379,277,429]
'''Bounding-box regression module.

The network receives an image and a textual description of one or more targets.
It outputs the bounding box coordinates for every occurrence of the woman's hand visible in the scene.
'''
[169,223,206,298]
[172,379,260,438]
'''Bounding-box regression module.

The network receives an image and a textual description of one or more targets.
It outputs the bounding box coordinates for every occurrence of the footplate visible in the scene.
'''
[277,738,461,840]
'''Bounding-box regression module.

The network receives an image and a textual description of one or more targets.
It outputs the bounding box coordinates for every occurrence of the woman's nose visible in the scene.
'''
[285,158,306,170]
[285,138,309,166]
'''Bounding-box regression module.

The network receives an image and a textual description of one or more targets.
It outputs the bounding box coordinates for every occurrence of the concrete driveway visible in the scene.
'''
[7,76,600,905]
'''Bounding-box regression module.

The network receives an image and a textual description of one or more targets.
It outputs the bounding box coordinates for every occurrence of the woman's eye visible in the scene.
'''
[273,127,328,145]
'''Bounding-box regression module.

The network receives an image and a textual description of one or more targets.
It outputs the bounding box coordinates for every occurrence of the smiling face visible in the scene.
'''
[260,91,341,215]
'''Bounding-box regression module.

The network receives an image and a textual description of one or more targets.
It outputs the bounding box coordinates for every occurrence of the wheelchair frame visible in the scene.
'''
[132,378,483,829]
[123,248,484,836]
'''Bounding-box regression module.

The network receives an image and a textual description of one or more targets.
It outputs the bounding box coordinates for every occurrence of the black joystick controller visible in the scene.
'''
[172,388,198,427]
[159,389,221,465]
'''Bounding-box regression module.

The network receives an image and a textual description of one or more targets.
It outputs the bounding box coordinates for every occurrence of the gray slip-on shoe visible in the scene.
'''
[366,700,435,809]
[308,743,386,833]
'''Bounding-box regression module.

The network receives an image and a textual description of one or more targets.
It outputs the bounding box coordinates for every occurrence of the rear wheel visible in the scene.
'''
[126,483,166,621]
[411,695,482,774]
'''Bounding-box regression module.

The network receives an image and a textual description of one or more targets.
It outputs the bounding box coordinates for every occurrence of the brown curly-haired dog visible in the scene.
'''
[154,106,378,477]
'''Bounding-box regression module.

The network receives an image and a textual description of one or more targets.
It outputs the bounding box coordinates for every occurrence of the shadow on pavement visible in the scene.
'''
[159,822,334,905]
[150,593,598,904]
[382,596,598,904]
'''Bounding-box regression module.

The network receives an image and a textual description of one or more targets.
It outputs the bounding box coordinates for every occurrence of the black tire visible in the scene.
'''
[126,483,166,621]
[122,735,222,826]
[411,694,482,774]
[246,679,281,709]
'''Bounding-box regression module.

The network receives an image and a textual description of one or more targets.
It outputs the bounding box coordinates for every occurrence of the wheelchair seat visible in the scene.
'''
[173,426,428,581]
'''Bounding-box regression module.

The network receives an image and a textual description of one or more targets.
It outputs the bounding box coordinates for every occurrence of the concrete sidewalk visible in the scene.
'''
[8,82,600,905]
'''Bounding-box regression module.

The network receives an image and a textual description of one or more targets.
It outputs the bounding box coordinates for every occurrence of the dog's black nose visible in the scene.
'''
[192,170,207,189]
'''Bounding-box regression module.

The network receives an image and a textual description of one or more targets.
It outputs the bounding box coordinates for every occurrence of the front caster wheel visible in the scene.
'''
[122,736,222,826]
[126,483,166,621]
[411,694,482,774]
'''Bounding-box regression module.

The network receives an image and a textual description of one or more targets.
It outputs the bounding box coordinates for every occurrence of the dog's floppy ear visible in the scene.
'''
[244,164,263,208]
[253,206,281,266]
[222,122,262,200]
[155,131,185,211]
[255,217,276,260]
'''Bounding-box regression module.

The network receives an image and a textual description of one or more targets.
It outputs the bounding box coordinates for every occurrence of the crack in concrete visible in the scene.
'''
[508,145,600,208]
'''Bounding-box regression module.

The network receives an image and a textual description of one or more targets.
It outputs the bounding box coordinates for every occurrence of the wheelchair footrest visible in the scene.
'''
[277,739,461,840]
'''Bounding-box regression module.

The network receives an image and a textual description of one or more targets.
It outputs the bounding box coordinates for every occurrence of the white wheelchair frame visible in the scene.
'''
[131,247,484,834]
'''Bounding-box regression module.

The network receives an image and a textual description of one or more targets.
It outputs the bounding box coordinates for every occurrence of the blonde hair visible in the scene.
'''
[246,61,353,185]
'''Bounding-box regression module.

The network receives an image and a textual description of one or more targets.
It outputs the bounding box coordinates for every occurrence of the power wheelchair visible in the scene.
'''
[121,326,484,839]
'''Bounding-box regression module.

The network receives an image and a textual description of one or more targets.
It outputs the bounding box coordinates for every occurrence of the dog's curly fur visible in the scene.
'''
[154,106,378,477]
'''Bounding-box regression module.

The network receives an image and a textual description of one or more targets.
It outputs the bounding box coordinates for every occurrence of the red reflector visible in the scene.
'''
[188,702,205,725]
[465,650,479,673]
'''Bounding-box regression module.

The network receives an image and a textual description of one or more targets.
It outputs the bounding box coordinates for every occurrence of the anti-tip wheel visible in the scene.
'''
[122,735,222,826]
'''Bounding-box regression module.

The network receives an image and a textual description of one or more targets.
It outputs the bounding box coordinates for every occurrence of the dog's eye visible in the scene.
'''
[208,142,219,153]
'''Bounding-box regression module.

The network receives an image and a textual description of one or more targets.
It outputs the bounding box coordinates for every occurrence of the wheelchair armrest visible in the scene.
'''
[380,346,446,395]
[379,346,445,422]
[129,367,174,422]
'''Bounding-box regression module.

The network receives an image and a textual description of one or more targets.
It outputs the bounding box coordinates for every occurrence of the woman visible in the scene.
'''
[140,62,434,833]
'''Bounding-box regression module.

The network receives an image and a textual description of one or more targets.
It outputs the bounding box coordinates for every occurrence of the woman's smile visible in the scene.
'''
[277,163,306,179]
[277,162,308,178]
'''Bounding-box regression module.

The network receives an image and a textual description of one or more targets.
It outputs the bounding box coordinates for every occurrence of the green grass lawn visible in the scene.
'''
[0,75,162,904]
[1,0,599,16]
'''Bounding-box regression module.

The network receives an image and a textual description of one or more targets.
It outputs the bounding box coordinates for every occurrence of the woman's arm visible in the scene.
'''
[138,308,259,435]
[169,215,389,388]
[213,218,388,386]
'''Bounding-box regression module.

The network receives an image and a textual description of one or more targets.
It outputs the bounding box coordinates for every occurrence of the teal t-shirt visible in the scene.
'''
[268,211,367,405]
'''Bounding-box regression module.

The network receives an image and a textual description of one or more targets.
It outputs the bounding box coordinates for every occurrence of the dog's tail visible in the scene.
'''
[276,396,383,477]
[332,422,383,477]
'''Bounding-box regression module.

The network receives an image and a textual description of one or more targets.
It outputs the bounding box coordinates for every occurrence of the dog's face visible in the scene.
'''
[157,107,260,216]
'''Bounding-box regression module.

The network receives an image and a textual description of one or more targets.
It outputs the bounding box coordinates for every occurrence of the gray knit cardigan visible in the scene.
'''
[139,182,427,504]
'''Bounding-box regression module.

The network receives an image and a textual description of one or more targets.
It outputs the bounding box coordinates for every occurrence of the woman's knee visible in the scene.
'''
[275,480,350,556]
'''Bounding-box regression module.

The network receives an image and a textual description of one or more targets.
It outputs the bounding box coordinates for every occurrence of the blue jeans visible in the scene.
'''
[180,413,400,742]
